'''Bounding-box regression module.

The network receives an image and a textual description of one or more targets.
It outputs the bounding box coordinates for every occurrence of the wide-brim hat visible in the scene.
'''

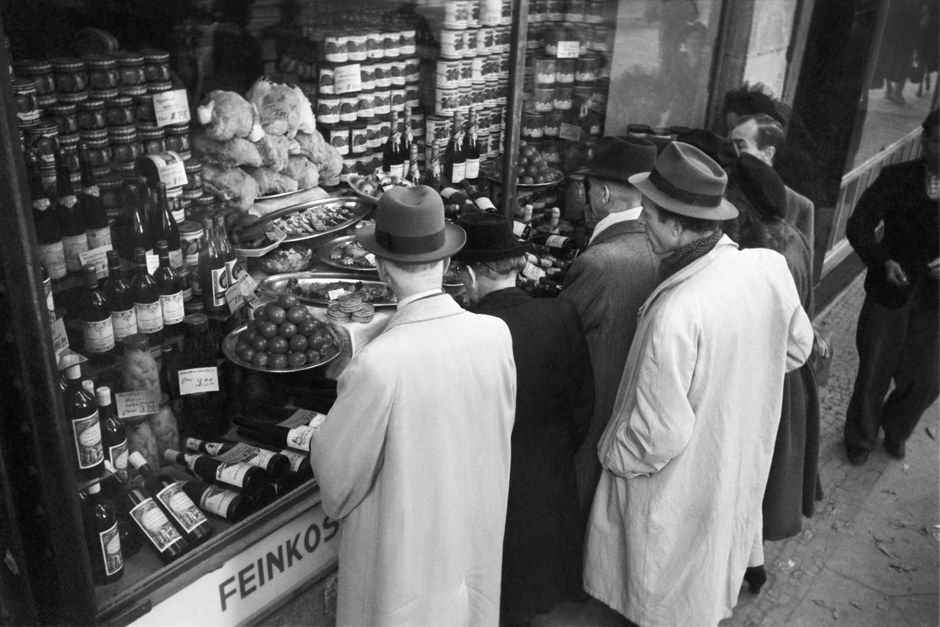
[629,141,738,220]
[453,212,533,263]
[581,136,658,184]
[730,153,787,220]
[356,185,466,263]
[676,128,738,168]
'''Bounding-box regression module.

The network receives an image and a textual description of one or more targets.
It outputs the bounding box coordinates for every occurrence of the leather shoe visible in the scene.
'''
[744,565,767,594]
[884,439,906,459]
[847,446,870,466]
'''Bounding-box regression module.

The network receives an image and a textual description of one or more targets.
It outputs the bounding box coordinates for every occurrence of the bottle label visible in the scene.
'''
[40,241,67,279]
[546,235,569,248]
[474,195,496,211]
[159,291,185,325]
[111,308,138,341]
[200,485,239,519]
[226,259,243,284]
[451,162,466,183]
[281,448,309,473]
[465,158,480,180]
[512,222,529,238]
[129,498,184,552]
[60,195,78,208]
[33,198,51,211]
[287,425,315,452]
[156,483,208,533]
[205,442,225,456]
[215,443,276,470]
[71,411,104,470]
[169,249,183,269]
[215,462,251,488]
[82,318,115,353]
[389,163,404,178]
[108,439,129,482]
[135,301,164,333]
[521,260,547,281]
[86,226,112,251]
[63,234,89,273]
[98,522,123,576]
[210,267,228,306]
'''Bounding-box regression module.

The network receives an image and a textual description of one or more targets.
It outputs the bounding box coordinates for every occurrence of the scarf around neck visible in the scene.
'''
[659,230,723,282]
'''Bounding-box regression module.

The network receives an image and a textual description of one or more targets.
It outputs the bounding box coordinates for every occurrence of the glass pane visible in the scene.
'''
[604,0,723,132]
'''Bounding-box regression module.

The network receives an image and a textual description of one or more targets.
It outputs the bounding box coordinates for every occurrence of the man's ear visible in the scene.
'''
[602,183,611,205]
[762,145,776,164]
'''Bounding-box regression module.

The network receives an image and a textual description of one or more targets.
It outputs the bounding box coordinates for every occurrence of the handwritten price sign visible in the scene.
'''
[115,390,159,418]
[154,89,192,128]
[178,367,220,396]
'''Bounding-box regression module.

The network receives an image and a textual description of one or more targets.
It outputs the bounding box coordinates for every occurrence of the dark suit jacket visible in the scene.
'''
[846,158,939,308]
[785,186,815,267]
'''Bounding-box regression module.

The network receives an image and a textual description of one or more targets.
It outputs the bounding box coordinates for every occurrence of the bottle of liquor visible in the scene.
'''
[512,220,532,240]
[467,188,497,213]
[198,217,228,316]
[150,183,182,269]
[62,363,105,482]
[232,414,323,454]
[28,153,66,280]
[184,437,291,481]
[79,143,112,251]
[463,110,480,186]
[81,482,124,585]
[79,263,116,365]
[382,110,405,178]
[97,386,129,486]
[164,449,268,495]
[129,451,213,548]
[160,342,182,400]
[214,215,241,287]
[55,149,88,275]
[443,111,465,185]
[154,240,184,338]
[179,479,252,523]
[180,313,228,438]
[41,262,57,324]
[408,142,421,186]
[103,250,138,345]
[124,485,190,564]
[400,106,413,180]
[530,232,578,258]
[124,181,153,260]
[130,247,164,346]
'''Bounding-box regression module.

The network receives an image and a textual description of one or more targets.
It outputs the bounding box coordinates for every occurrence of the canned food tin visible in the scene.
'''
[404,58,420,84]
[436,59,461,89]
[556,58,576,84]
[426,114,451,147]
[347,33,367,61]
[390,88,406,113]
[360,63,376,91]
[459,59,474,87]
[404,85,420,109]
[471,57,485,81]
[535,56,556,85]
[490,126,502,156]
[390,62,405,87]
[471,80,486,108]
[324,31,349,63]
[339,94,359,122]
[319,66,336,94]
[366,118,383,149]
[522,112,544,139]
[375,61,392,88]
[317,95,341,124]
[366,31,384,59]
[383,30,401,58]
[553,85,574,110]
[477,108,491,133]
[12,79,40,126]
[457,86,472,113]
[498,54,510,80]
[411,108,426,137]
[444,1,469,29]
[497,26,511,52]
[478,27,496,55]
[25,120,59,167]
[357,90,376,119]
[467,0,481,27]
[322,124,350,155]
[435,88,459,116]
[534,86,554,112]
[543,110,563,137]
[497,80,508,106]
[480,0,502,26]
[465,30,478,56]
[440,30,466,59]
[340,155,357,182]
[484,80,499,107]
[377,115,391,145]
[475,130,489,158]
[500,0,513,24]
[400,30,417,55]
[350,122,369,154]
[373,89,391,115]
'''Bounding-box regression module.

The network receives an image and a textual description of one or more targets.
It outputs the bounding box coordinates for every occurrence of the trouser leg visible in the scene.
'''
[844,295,910,450]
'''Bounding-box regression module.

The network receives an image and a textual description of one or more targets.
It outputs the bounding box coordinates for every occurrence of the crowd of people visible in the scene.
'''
[307,107,939,627]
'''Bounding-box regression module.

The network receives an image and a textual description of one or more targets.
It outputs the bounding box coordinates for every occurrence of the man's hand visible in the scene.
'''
[885,260,909,286]
[929,258,940,281]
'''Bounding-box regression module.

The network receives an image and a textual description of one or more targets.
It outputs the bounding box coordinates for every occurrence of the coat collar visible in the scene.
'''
[588,219,646,248]
[383,291,463,332]
[474,287,530,312]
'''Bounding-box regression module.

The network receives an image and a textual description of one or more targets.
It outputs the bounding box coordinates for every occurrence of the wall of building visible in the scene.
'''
[742,0,798,97]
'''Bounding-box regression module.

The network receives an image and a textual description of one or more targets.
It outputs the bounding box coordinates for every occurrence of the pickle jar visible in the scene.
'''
[141,49,171,83]
[113,51,146,87]
[77,99,107,131]
[109,125,140,165]
[83,54,120,91]
[137,123,166,155]
[164,124,191,158]
[11,79,40,127]
[105,95,136,126]
[13,60,55,97]
[51,57,88,93]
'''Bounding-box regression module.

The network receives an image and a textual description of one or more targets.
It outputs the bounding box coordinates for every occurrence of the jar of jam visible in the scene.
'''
[24,121,59,167]
[366,118,382,149]
[112,160,136,181]
[13,60,55,97]
[141,49,171,83]
[82,132,112,168]
[147,81,173,95]
[565,0,586,22]
[105,95,136,126]
[357,90,375,119]
[12,79,41,126]
[50,57,88,93]
[534,56,556,85]
[382,30,401,58]
[136,94,155,122]
[316,95,340,124]
[58,132,80,170]
[137,123,166,155]
[183,159,203,190]
[555,58,575,84]
[164,124,191,157]
[347,32,367,62]
[534,86,554,112]
[543,110,563,138]
[57,91,89,105]
[77,99,107,131]
[359,63,376,91]
[113,51,146,87]
[576,53,598,83]
[321,124,350,156]
[99,172,125,220]
[109,125,140,164]
[83,55,120,91]
[350,122,368,154]
[522,112,545,139]
[553,85,574,110]
[323,31,349,64]
[47,103,79,136]
[339,94,359,122]
[192,194,216,218]
[366,30,383,59]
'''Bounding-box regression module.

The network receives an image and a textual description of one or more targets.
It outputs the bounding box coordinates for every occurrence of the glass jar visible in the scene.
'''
[141,49,171,83]
[12,79,40,127]
[24,121,59,167]
[534,85,554,112]
[77,99,107,131]
[137,123,166,155]
[99,172,125,220]
[585,0,605,23]
[105,95,136,126]
[83,54,120,91]
[58,91,89,105]
[136,94,155,123]
[113,51,146,87]
[553,85,574,110]
[555,58,575,84]
[82,131,113,168]
[350,122,368,154]
[13,59,55,96]
[522,112,544,139]
[58,133,81,175]
[543,109,563,138]
[120,333,162,472]
[164,124,191,156]
[357,90,375,119]
[180,314,228,439]
[565,0,586,21]
[48,103,79,135]
[50,57,88,93]
[534,56,556,85]
[109,125,140,164]
[183,159,203,190]
[576,53,598,83]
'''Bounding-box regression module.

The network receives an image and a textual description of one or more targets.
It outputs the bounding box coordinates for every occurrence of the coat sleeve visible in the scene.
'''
[566,311,595,450]
[846,173,891,269]
[600,304,698,477]
[559,254,605,335]
[786,301,814,373]
[309,346,394,520]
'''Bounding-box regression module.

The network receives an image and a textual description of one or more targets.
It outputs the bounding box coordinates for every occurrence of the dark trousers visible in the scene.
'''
[844,287,940,450]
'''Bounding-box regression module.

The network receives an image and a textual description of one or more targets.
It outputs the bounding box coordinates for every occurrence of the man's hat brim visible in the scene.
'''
[356,223,467,264]
[630,172,738,220]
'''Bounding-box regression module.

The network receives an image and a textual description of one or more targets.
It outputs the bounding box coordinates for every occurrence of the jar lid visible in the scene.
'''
[78,98,106,111]
[109,124,138,139]
[50,57,86,72]
[183,313,209,330]
[178,219,203,235]
[25,119,59,135]
[123,333,150,352]
[85,137,111,148]
[141,48,170,63]
[165,123,190,135]
[80,128,109,141]
[136,123,165,139]
[147,82,173,94]
[82,54,118,69]
[58,133,80,147]
[181,187,203,200]
[112,51,145,66]
[183,159,202,173]
[193,195,215,207]
[113,161,137,175]
[92,165,112,178]
[106,95,134,107]
[58,91,89,104]
[13,59,53,74]
[11,78,37,93]
[119,85,148,97]
[99,172,124,190]
[90,88,120,100]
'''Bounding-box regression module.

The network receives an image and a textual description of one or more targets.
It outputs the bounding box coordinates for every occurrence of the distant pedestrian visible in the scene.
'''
[843,110,940,466]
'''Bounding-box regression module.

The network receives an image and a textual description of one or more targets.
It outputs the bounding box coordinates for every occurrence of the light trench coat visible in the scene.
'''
[310,293,516,627]
[584,236,814,627]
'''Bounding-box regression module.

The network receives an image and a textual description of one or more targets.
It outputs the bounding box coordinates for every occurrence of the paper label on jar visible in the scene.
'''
[178,367,220,395]
[200,485,238,518]
[71,410,103,470]
[153,89,192,127]
[130,498,183,552]
[63,233,89,273]
[160,291,185,324]
[115,390,159,418]
[215,462,251,487]
[157,483,207,533]
[135,301,164,334]
[40,241,67,279]
[334,64,362,94]
[82,317,115,353]
[556,41,580,59]
[280,448,309,473]
[286,425,315,452]
[98,522,123,576]
[79,244,113,279]
[112,308,138,341]
[559,123,582,142]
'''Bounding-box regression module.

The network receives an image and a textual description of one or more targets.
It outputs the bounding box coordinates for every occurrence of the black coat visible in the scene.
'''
[846,158,939,309]
[472,287,594,624]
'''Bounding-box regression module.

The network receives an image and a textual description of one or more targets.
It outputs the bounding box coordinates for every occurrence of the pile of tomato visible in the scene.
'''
[234,294,339,369]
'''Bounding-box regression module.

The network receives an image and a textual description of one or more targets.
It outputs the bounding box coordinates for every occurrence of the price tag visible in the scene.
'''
[115,390,159,418]
[556,41,580,58]
[178,367,220,395]
[365,253,376,266]
[238,274,259,298]
[153,89,192,127]
[146,253,160,276]
[159,159,188,189]
[79,244,113,280]
[328,288,347,301]
[51,318,69,360]
[278,408,324,429]
[225,283,245,313]
[334,64,363,94]
[559,123,582,142]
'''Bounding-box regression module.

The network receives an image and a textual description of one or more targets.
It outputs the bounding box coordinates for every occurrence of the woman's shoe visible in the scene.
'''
[744,565,767,594]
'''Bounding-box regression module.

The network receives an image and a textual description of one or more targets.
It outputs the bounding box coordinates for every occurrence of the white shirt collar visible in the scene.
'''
[396,288,445,310]
[589,206,643,244]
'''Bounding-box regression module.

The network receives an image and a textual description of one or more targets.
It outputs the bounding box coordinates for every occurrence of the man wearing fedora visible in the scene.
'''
[558,135,659,527]
[309,186,517,627]
[454,212,594,625]
[583,143,814,627]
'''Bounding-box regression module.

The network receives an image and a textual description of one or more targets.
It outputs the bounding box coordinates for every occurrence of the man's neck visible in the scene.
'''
[476,274,516,299]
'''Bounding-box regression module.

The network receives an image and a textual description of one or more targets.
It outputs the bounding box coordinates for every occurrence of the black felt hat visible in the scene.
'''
[731,153,788,220]
[453,213,533,263]
[676,128,738,168]
[582,136,658,183]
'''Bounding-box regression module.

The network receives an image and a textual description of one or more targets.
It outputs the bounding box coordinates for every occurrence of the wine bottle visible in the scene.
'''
[97,386,130,485]
[530,232,578,258]
[28,153,66,280]
[79,143,112,251]
[467,188,497,212]
[103,250,138,344]
[214,215,241,287]
[151,183,182,269]
[383,110,405,178]
[179,479,252,523]
[185,437,291,481]
[443,111,465,184]
[41,262,57,324]
[55,149,88,275]
[198,217,228,316]
[408,142,420,186]
[400,105,413,180]
[81,482,124,585]
[62,363,105,482]
[232,414,324,453]
[463,109,480,185]
[131,247,164,345]
[124,485,190,564]
[154,240,184,338]
[180,313,228,438]
[129,451,212,547]
[512,221,532,240]
[79,263,116,364]
[425,145,442,192]
[165,449,268,495]
[124,181,153,260]
[274,447,314,483]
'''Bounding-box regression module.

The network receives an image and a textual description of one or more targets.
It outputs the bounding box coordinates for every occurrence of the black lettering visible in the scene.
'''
[304,523,321,553]
[267,546,284,581]
[219,576,237,612]
[257,557,265,587]
[323,516,340,542]
[238,563,256,597]
[286,533,303,566]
